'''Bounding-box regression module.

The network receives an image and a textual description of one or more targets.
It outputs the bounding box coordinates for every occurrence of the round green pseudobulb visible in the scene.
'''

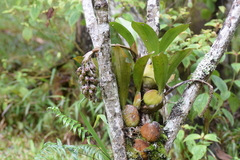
[143,90,163,105]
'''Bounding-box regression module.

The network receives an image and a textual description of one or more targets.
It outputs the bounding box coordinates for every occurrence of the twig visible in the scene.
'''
[111,44,138,58]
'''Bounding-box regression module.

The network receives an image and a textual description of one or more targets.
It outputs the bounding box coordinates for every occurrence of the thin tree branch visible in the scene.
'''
[82,0,127,159]
[163,0,240,153]
[147,0,160,35]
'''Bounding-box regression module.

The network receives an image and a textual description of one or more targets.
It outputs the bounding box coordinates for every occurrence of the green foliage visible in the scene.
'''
[159,2,240,159]
[111,46,132,108]
[132,21,159,54]
[47,106,88,139]
[193,93,210,116]
[133,55,151,92]
[158,24,189,54]
[112,20,190,96]
[47,105,110,159]
[35,139,108,160]
[173,127,219,160]
[110,22,135,46]
[152,54,168,93]
[1,0,240,159]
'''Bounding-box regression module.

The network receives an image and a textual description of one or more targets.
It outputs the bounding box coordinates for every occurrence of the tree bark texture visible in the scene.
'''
[82,0,127,160]
[164,0,240,153]
[147,0,160,35]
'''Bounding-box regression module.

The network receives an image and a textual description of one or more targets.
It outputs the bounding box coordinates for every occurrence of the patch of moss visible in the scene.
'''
[125,134,169,160]
[125,138,141,160]
[146,134,168,160]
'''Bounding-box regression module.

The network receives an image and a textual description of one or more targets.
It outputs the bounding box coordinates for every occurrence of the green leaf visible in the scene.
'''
[30,2,42,20]
[193,93,209,116]
[208,156,217,160]
[115,18,138,39]
[158,24,189,54]
[234,80,240,87]
[22,27,33,42]
[93,114,108,128]
[201,9,212,20]
[186,139,196,153]
[132,21,159,54]
[222,108,234,126]
[190,145,207,160]
[69,10,81,26]
[133,55,151,92]
[79,111,110,159]
[176,130,185,141]
[73,56,84,64]
[110,22,137,55]
[228,93,240,113]
[231,63,240,73]
[204,134,219,142]
[211,75,230,100]
[184,134,201,142]
[168,49,192,80]
[110,22,135,46]
[112,47,132,108]
[152,54,169,93]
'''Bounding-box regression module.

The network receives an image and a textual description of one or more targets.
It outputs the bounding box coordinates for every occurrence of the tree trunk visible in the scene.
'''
[82,0,127,159]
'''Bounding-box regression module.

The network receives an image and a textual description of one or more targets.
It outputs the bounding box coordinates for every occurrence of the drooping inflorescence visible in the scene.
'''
[77,60,99,102]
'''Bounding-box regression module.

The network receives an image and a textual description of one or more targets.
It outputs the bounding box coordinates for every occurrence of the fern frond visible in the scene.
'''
[74,144,110,160]
[35,139,111,160]
[35,139,67,160]
[47,106,89,139]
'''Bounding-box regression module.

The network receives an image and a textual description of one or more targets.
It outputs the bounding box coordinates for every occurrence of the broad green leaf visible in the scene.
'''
[204,134,219,142]
[228,93,240,113]
[184,134,201,142]
[193,93,209,116]
[110,22,137,56]
[234,80,240,87]
[152,54,169,93]
[176,130,184,141]
[69,10,81,26]
[222,108,234,126]
[174,138,184,153]
[158,24,189,54]
[22,27,33,42]
[231,63,240,73]
[115,18,138,40]
[211,75,230,100]
[132,21,159,54]
[168,49,192,80]
[190,145,207,160]
[211,93,223,113]
[186,139,196,153]
[112,47,132,108]
[133,55,150,92]
[110,22,135,46]
[30,2,42,20]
